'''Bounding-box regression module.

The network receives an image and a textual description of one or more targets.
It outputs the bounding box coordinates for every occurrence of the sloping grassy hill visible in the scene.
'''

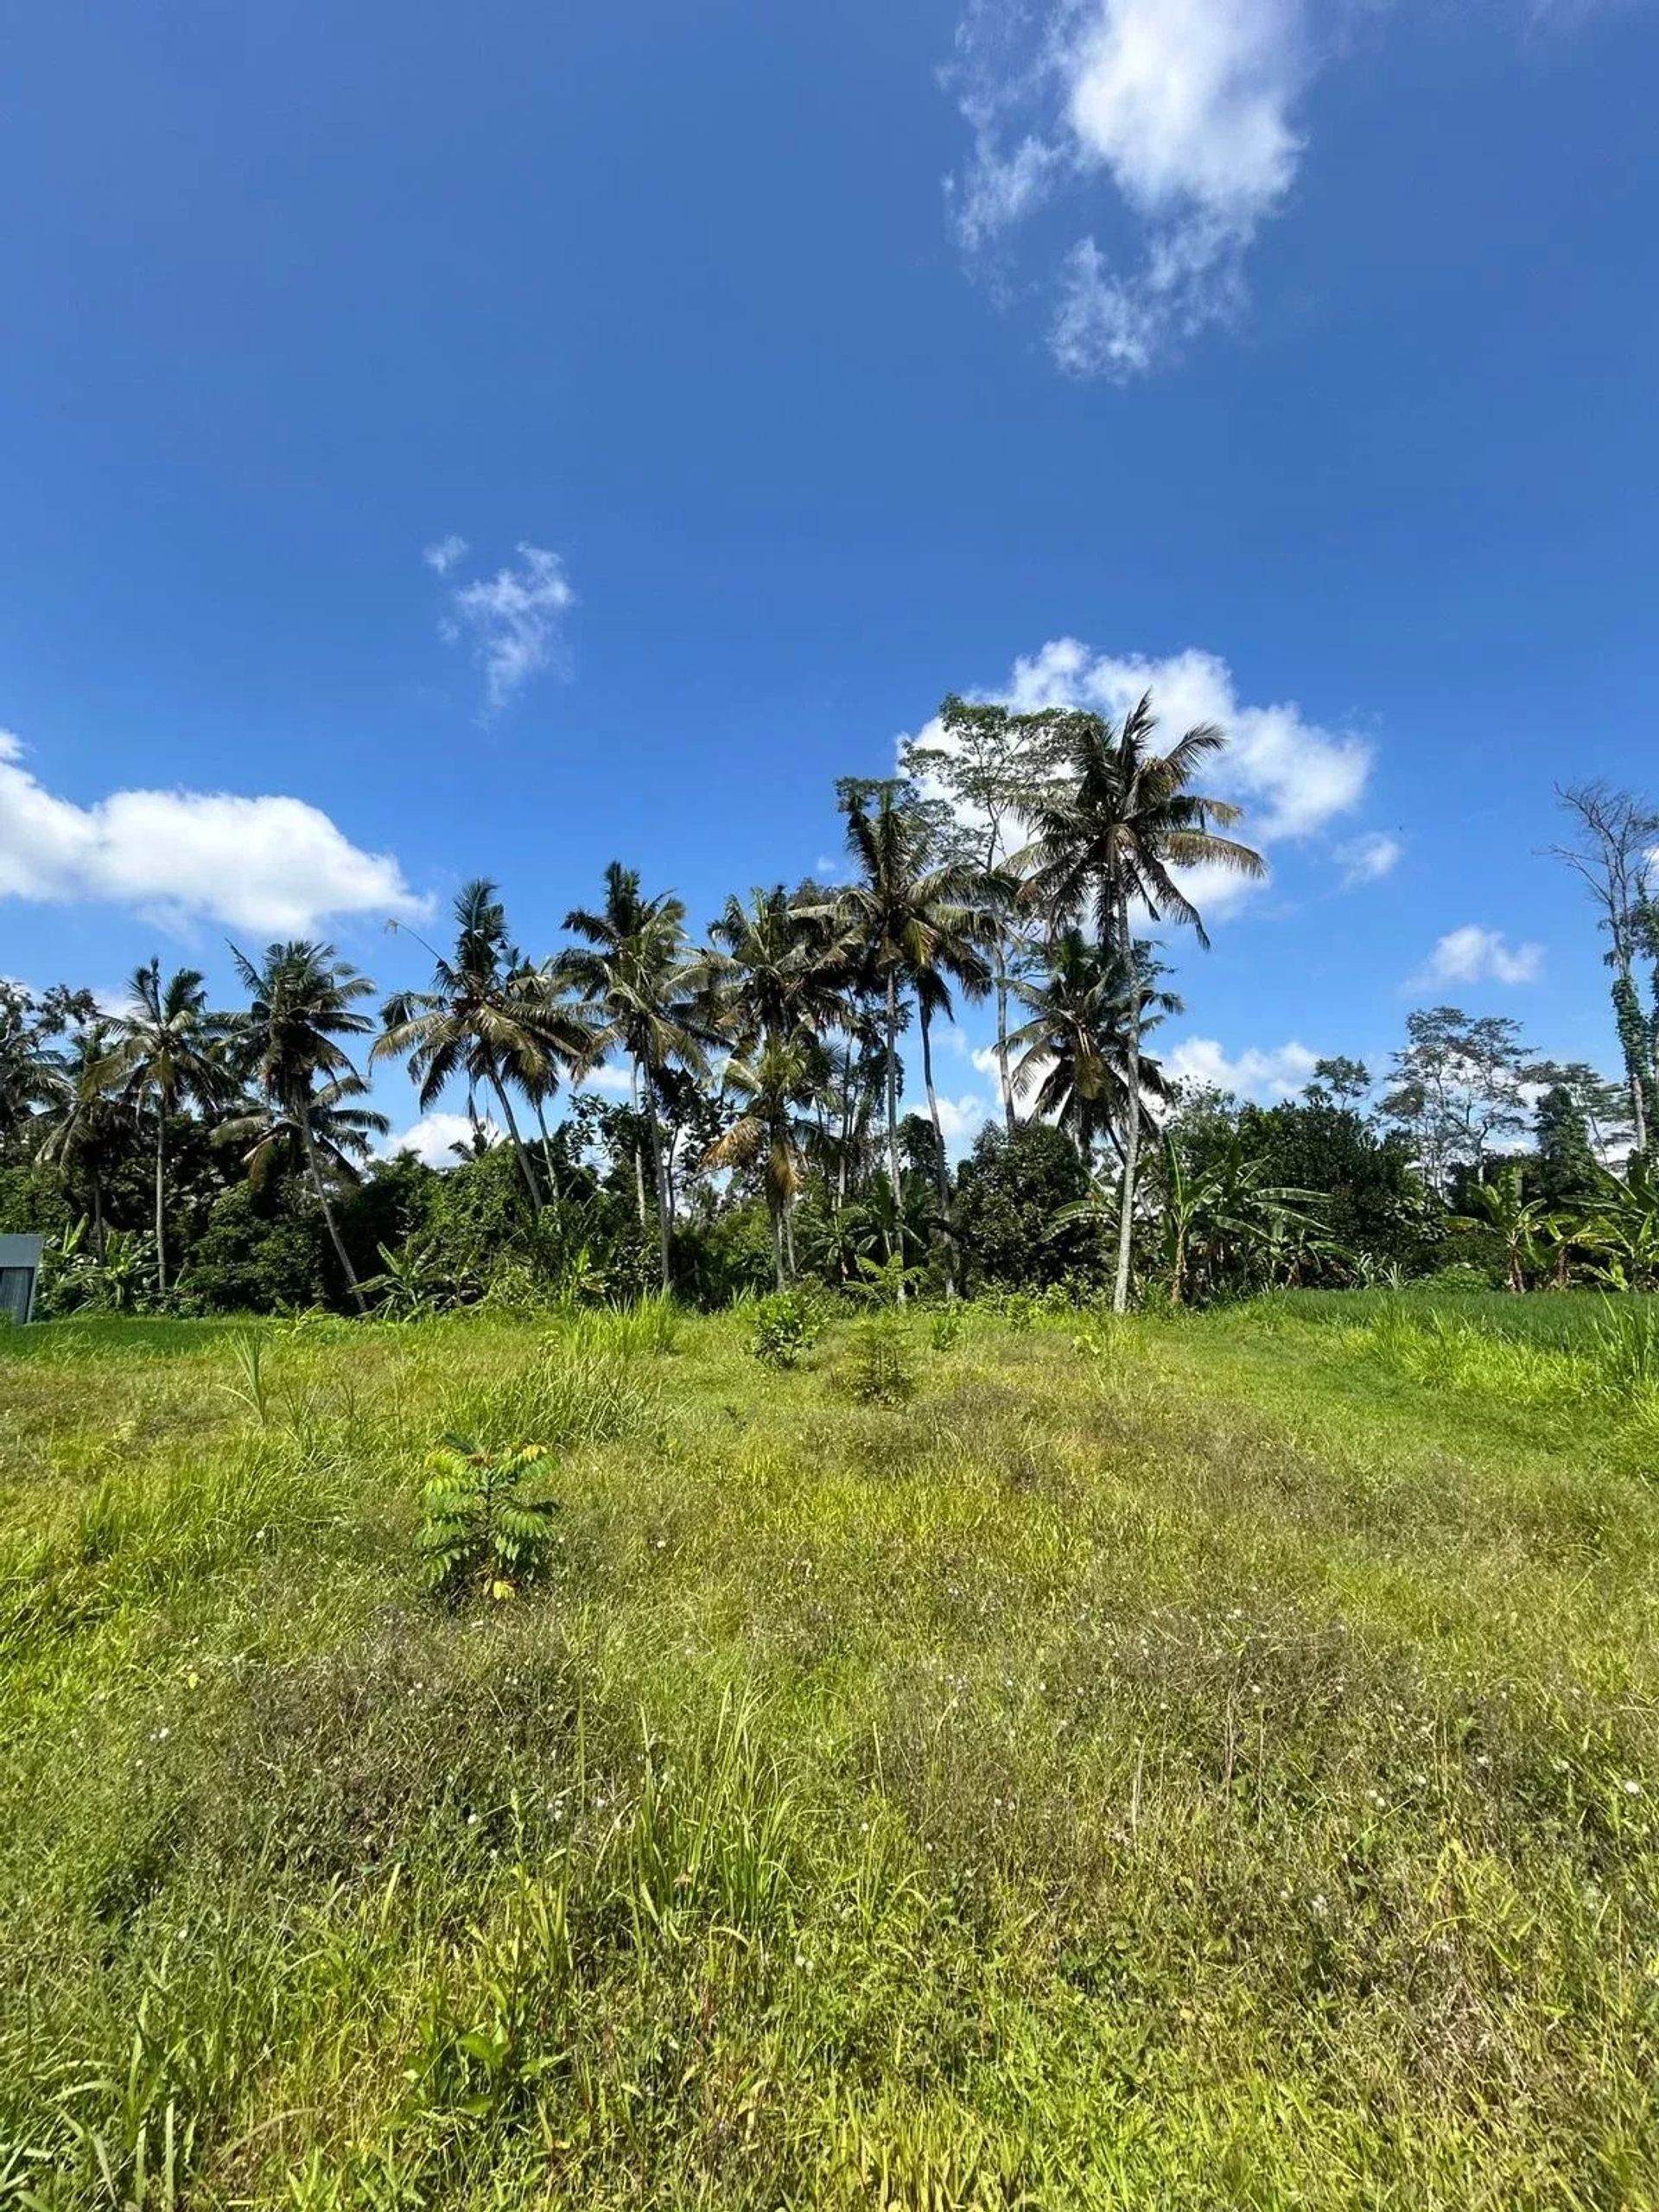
[3,1298,1657,2209]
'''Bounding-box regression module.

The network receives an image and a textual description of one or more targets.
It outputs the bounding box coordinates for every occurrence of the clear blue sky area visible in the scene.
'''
[3,0,1655,1148]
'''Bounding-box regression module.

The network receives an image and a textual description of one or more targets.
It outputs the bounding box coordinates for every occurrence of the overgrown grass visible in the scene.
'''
[2,1295,1657,2207]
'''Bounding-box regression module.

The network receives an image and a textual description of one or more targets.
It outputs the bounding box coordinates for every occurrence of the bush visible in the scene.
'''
[419,1439,559,1604]
[752,1288,822,1370]
[840,1312,918,1405]
[929,1304,963,1351]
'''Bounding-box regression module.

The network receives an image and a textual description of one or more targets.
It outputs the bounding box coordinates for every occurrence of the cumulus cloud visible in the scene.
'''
[901,640,1370,925]
[922,1090,993,1153]
[423,534,469,576]
[0,730,429,937]
[1166,1035,1320,1100]
[1337,831,1402,887]
[949,0,1312,374]
[381,1113,503,1168]
[439,543,575,715]
[1416,925,1542,988]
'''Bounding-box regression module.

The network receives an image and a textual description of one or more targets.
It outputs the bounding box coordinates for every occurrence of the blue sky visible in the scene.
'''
[2,0,1655,1156]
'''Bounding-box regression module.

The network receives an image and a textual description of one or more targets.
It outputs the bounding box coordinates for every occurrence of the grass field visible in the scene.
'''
[3,1293,1658,2209]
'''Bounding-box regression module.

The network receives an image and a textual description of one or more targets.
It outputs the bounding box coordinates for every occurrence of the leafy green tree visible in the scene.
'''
[1552,784,1659,1156]
[1531,1084,1599,1209]
[702,1034,827,1287]
[103,960,235,1297]
[952,1120,1096,1293]
[378,880,593,1225]
[1303,1056,1372,1107]
[1452,1164,1552,1294]
[1007,931,1179,1160]
[1019,696,1264,1311]
[820,782,1002,1292]
[902,697,1062,1127]
[1377,1007,1535,1195]
[35,1022,127,1260]
[558,861,710,1291]
[228,941,388,1314]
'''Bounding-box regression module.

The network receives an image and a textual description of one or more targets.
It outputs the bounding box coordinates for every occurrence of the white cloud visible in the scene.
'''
[1002,641,1369,842]
[929,1090,992,1150]
[0,730,429,938]
[1337,831,1402,887]
[901,641,1369,925]
[950,0,1312,374]
[575,1062,634,1098]
[440,543,575,714]
[1416,925,1542,988]
[423,534,469,576]
[381,1112,504,1168]
[1166,1035,1319,1100]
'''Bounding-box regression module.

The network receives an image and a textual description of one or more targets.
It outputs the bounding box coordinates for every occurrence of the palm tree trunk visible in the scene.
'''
[302,1115,367,1316]
[533,1099,561,1201]
[1112,887,1140,1316]
[153,1104,168,1300]
[488,1074,543,1218]
[92,1175,105,1266]
[884,973,905,1300]
[645,1091,671,1294]
[629,1058,648,1225]
[771,1199,786,1292]
[919,1003,957,1300]
[995,956,1015,1130]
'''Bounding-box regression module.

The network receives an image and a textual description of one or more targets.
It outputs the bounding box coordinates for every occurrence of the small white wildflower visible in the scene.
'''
[1624,1779,1643,1796]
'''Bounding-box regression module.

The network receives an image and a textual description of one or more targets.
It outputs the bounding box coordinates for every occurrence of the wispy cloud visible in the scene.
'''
[946,0,1617,377]
[949,0,1313,375]
[1414,925,1543,988]
[436,542,575,715]
[423,533,470,576]
[1337,831,1402,887]
[0,729,429,937]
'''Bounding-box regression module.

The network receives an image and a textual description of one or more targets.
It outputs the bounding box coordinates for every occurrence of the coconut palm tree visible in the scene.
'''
[1020,696,1265,1312]
[556,862,711,1292]
[229,940,389,1313]
[103,960,235,1297]
[814,785,1003,1291]
[702,1034,829,1287]
[35,1022,127,1262]
[1007,931,1180,1161]
[376,880,594,1223]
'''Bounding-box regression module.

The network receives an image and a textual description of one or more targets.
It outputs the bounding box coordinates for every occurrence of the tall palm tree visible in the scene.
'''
[376,880,593,1223]
[817,786,1003,1287]
[1007,931,1180,1160]
[104,960,234,1297]
[702,1034,829,1287]
[1020,696,1265,1312]
[35,1022,127,1261]
[557,861,710,1292]
[230,940,388,1314]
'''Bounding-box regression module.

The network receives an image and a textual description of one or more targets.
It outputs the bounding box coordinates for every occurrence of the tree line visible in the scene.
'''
[3,709,1656,1315]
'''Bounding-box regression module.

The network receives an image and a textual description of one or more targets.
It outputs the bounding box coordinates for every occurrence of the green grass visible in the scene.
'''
[2,1295,1657,2208]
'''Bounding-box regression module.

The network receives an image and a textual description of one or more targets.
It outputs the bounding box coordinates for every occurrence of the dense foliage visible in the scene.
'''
[4,736,1658,1315]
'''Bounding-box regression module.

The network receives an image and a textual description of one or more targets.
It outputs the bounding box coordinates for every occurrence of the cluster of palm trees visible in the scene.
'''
[16,691,1267,1312]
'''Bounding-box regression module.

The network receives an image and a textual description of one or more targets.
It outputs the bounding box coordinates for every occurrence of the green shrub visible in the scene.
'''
[929,1304,963,1351]
[419,1439,559,1603]
[752,1288,821,1369]
[840,1312,918,1405]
